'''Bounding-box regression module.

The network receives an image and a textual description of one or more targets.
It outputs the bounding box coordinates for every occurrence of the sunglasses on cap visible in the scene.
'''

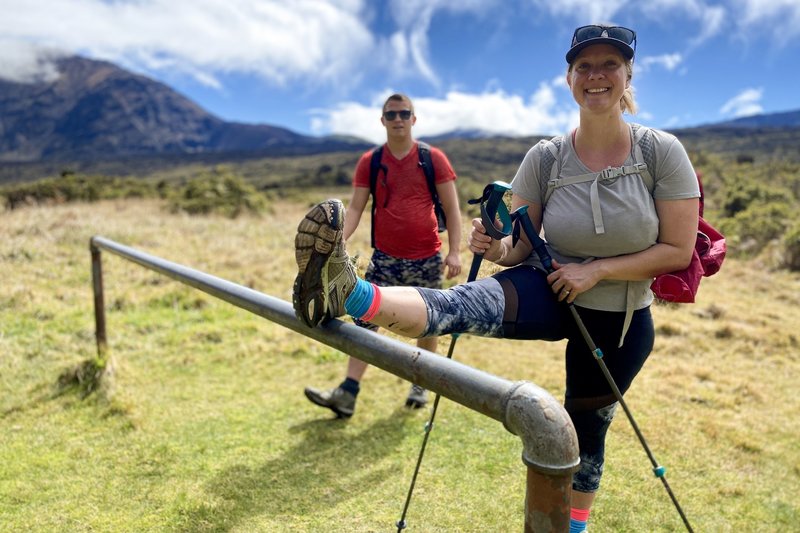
[383,110,413,121]
[566,24,637,63]
[571,24,636,50]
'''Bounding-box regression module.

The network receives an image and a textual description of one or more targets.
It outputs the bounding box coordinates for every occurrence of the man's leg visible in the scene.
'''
[303,325,378,419]
[346,355,370,381]
[404,335,439,408]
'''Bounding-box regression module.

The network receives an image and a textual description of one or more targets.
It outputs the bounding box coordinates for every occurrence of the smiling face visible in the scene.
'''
[567,43,631,115]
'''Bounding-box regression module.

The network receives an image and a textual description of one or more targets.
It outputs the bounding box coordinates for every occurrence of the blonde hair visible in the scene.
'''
[620,61,637,115]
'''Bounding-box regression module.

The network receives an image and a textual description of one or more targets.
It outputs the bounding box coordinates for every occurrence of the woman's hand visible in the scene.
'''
[468,217,504,263]
[547,259,602,303]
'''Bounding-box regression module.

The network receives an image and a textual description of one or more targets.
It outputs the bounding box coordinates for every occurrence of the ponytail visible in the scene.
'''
[620,60,638,115]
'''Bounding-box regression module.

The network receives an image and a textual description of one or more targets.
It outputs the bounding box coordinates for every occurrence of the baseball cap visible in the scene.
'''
[566,24,636,64]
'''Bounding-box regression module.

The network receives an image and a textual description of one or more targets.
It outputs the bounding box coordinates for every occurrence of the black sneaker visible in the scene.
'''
[304,386,356,418]
[405,384,428,409]
[293,199,357,327]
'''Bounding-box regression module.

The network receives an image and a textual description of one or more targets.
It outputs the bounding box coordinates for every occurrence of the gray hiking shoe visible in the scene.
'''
[405,384,428,409]
[293,199,357,327]
[304,386,356,418]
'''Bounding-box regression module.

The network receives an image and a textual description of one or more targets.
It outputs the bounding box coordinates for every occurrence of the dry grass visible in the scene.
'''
[1,196,798,532]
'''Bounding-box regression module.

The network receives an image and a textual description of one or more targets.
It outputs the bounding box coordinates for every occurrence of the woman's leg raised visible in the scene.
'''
[292,199,507,338]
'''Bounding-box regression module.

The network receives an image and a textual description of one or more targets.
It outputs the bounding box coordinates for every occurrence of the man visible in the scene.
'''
[303,93,462,418]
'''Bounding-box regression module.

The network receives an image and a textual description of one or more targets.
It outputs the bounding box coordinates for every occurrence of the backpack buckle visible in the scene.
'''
[600,167,623,180]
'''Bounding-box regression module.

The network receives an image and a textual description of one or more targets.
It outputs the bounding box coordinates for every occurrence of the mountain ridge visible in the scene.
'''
[1,53,798,181]
[0,55,368,163]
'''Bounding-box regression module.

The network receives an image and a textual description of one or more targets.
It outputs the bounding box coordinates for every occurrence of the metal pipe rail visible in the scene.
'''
[89,235,579,532]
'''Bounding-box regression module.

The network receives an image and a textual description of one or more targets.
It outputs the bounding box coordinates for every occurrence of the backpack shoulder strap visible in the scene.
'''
[368,145,384,248]
[369,145,384,196]
[540,135,565,205]
[631,124,655,193]
[417,141,447,231]
[417,141,435,190]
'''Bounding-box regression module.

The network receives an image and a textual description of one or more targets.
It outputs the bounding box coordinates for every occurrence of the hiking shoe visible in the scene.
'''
[304,386,356,418]
[405,384,428,409]
[293,199,357,327]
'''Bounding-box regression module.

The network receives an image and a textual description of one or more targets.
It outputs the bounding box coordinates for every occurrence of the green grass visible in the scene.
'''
[2,197,799,532]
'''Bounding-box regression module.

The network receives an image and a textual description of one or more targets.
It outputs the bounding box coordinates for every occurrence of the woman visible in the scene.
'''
[293,24,699,533]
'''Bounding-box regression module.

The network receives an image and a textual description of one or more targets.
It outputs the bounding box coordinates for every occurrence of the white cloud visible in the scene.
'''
[719,87,763,118]
[663,115,684,128]
[0,0,791,140]
[0,39,64,83]
[638,0,727,46]
[527,0,629,23]
[384,0,501,88]
[735,0,800,45]
[638,53,684,72]
[637,110,655,122]
[640,0,800,48]
[312,83,578,144]
[0,0,374,88]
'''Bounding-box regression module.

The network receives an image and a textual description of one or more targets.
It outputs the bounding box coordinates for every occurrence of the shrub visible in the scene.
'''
[782,220,800,271]
[167,171,269,218]
[719,201,792,256]
[1,174,160,210]
[721,176,792,217]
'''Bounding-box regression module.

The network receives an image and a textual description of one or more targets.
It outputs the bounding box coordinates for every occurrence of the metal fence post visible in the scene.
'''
[90,239,107,357]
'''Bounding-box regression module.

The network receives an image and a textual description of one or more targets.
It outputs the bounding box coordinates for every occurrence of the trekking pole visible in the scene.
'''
[396,181,513,532]
[510,205,695,533]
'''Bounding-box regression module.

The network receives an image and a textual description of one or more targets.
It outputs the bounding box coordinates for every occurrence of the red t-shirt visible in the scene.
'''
[354,142,456,259]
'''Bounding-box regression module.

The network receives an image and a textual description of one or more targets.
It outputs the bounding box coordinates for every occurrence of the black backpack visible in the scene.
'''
[368,141,447,248]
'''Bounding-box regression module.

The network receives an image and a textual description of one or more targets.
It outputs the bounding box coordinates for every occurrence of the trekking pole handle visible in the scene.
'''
[510,205,553,273]
[467,181,513,281]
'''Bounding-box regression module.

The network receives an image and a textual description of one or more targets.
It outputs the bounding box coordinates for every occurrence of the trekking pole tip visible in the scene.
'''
[396,519,407,530]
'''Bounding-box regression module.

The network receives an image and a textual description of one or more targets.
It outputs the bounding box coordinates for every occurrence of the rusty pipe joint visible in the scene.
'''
[503,382,580,475]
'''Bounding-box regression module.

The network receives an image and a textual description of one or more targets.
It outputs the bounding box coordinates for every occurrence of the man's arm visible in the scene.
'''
[436,179,462,279]
[344,186,370,241]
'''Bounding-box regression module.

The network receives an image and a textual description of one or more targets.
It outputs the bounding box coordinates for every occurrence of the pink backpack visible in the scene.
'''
[651,174,727,303]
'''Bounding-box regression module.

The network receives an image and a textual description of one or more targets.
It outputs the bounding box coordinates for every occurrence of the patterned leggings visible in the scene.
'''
[415,265,655,492]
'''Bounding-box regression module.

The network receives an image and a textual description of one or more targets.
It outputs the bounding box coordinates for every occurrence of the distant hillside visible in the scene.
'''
[715,109,800,128]
[0,55,369,163]
[669,125,800,163]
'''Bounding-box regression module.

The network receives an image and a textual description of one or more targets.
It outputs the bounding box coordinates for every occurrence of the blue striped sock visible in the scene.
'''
[569,518,587,533]
[569,507,590,533]
[344,278,374,318]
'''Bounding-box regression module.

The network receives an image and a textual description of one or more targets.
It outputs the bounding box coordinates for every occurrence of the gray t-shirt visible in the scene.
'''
[511,124,700,313]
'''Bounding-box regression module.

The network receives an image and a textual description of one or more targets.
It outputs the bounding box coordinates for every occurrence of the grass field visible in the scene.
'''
[1,195,798,532]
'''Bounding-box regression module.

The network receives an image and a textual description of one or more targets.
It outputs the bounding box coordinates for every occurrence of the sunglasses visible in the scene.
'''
[572,24,636,51]
[383,109,413,121]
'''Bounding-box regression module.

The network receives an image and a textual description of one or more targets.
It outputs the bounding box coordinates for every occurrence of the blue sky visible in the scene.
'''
[1,0,798,144]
